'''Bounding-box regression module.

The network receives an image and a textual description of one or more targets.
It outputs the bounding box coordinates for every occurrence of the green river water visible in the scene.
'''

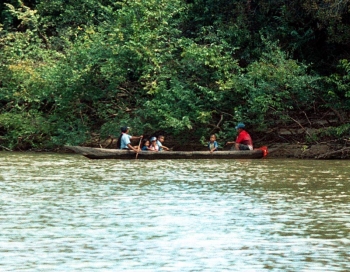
[0,152,349,271]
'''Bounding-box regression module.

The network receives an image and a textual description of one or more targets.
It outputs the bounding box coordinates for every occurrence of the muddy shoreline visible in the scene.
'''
[262,143,350,159]
[2,140,350,159]
[61,142,349,159]
[181,143,350,159]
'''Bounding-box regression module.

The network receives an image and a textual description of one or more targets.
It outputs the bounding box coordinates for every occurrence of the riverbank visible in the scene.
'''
[2,138,349,159]
[63,138,350,159]
[265,143,350,159]
[141,138,350,159]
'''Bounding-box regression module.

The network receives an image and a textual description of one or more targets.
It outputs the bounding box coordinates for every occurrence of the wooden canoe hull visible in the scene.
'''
[65,146,265,160]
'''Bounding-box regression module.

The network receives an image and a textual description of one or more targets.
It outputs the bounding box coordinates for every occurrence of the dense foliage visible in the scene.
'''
[0,0,349,150]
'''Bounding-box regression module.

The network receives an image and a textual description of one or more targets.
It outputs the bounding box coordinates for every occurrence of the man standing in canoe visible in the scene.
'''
[117,126,143,152]
[226,122,253,150]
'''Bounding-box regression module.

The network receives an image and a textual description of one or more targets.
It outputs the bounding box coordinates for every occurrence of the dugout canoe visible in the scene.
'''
[64,146,267,160]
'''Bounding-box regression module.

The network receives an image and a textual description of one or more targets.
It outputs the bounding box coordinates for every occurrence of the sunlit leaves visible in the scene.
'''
[0,0,350,149]
[235,39,319,128]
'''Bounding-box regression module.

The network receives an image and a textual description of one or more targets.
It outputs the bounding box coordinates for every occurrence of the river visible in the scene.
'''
[0,152,349,271]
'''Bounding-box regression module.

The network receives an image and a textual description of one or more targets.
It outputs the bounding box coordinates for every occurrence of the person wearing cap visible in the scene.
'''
[148,137,159,151]
[226,122,253,150]
[117,126,143,152]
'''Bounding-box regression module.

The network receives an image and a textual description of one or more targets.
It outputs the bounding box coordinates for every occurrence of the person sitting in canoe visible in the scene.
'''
[141,138,151,151]
[208,134,218,153]
[156,135,170,151]
[149,137,159,151]
[226,122,253,150]
[117,126,143,152]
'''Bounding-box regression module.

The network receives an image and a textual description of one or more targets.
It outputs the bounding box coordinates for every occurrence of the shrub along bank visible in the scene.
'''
[0,1,349,154]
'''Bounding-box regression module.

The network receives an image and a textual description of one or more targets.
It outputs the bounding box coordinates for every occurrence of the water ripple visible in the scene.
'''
[0,153,349,271]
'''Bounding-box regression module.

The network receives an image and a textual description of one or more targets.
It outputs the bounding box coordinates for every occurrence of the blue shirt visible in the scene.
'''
[156,140,163,151]
[208,141,218,151]
[121,134,132,149]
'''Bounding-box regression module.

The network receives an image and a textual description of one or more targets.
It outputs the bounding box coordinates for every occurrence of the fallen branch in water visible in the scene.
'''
[316,147,350,159]
[0,145,12,151]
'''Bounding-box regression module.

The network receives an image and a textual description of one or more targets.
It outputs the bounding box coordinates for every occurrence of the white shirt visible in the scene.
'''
[120,134,132,149]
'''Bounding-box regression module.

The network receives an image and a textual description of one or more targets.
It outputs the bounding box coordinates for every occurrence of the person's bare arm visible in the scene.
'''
[127,143,140,153]
[161,145,170,151]
[131,135,143,140]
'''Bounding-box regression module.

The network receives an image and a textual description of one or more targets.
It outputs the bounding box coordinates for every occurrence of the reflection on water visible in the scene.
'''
[0,152,349,271]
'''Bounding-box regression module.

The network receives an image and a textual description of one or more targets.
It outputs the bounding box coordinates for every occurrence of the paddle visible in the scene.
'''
[135,136,143,159]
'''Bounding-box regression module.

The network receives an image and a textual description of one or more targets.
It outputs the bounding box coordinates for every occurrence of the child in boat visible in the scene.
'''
[208,134,218,153]
[149,137,159,151]
[156,135,170,151]
[141,138,151,151]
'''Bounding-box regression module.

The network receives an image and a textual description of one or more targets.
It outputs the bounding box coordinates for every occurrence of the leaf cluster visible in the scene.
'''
[0,0,349,149]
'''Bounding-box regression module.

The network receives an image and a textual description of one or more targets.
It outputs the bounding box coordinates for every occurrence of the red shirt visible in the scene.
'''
[236,130,253,147]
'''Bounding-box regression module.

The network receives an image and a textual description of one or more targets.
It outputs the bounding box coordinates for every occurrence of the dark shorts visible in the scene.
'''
[239,144,250,150]
[231,144,250,151]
